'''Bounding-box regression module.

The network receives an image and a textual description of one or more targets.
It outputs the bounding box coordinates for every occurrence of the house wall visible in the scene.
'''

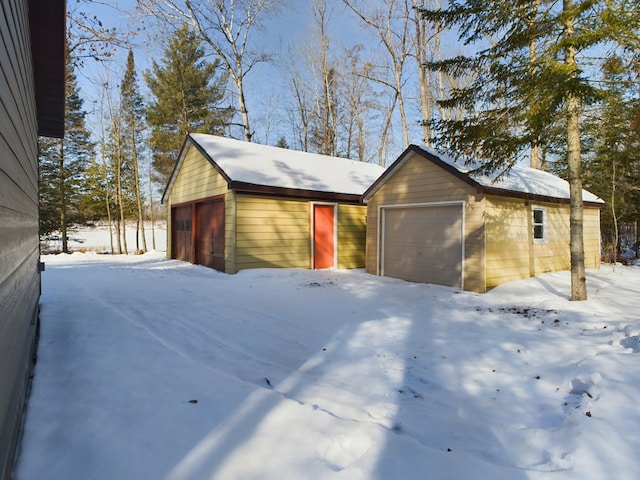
[0,0,41,476]
[166,145,236,272]
[485,196,601,289]
[337,204,367,269]
[235,195,310,271]
[583,207,601,269]
[365,152,486,292]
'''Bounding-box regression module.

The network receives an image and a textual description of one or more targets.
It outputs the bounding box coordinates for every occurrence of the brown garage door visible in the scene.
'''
[196,198,225,271]
[171,204,193,262]
[382,203,463,288]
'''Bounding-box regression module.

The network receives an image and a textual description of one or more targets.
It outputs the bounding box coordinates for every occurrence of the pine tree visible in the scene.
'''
[121,49,148,252]
[144,23,232,188]
[421,0,640,300]
[39,56,94,253]
[582,56,640,261]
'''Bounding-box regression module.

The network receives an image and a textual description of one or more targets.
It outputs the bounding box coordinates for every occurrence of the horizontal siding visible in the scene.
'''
[485,198,600,288]
[337,204,366,269]
[532,203,570,276]
[485,196,531,288]
[235,195,310,270]
[168,146,228,205]
[583,207,601,269]
[0,0,41,477]
[366,152,485,292]
[224,190,236,273]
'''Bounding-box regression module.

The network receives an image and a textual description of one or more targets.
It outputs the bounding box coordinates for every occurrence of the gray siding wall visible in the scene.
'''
[0,0,41,477]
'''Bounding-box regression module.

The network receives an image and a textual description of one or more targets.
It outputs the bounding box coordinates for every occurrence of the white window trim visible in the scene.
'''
[532,205,546,243]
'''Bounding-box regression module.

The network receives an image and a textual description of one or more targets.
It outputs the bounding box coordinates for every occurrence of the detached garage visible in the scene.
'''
[363,145,603,292]
[162,134,385,273]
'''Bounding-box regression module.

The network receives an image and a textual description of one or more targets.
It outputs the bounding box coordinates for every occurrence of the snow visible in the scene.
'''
[14,246,640,479]
[41,222,167,254]
[421,146,604,204]
[186,134,386,195]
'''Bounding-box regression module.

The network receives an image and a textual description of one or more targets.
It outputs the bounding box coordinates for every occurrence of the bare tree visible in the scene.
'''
[137,0,282,142]
[412,0,432,144]
[287,62,311,152]
[308,0,339,156]
[342,0,414,149]
[341,45,378,162]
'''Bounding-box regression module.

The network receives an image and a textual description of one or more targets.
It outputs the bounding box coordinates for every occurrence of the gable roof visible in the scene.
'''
[163,134,386,203]
[363,145,604,207]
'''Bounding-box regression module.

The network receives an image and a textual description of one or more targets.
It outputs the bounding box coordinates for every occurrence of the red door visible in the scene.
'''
[196,198,225,271]
[313,204,335,269]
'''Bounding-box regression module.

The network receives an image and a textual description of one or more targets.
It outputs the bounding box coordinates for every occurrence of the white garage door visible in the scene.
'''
[381,203,464,288]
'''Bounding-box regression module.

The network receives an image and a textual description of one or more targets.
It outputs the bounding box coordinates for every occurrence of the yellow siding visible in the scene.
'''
[485,197,601,288]
[337,204,367,269]
[235,195,310,270]
[584,207,601,269]
[169,145,228,204]
[485,196,531,288]
[366,152,486,292]
[225,190,237,273]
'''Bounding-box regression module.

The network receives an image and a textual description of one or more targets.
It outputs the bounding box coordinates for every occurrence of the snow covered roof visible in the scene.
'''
[164,134,386,202]
[364,145,604,206]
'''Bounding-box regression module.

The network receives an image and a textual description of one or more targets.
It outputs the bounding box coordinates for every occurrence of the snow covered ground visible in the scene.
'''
[13,251,640,479]
[41,222,167,254]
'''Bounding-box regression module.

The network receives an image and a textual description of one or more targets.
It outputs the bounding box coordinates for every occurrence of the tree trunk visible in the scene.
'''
[611,160,618,265]
[234,72,252,142]
[378,94,398,166]
[58,140,68,253]
[529,0,541,169]
[413,0,430,145]
[102,155,114,255]
[115,150,128,255]
[564,0,587,301]
[149,166,156,251]
[131,127,147,253]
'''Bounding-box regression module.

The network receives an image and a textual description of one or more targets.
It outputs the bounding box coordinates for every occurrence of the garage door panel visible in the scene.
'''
[196,198,225,271]
[382,204,463,288]
[172,205,192,262]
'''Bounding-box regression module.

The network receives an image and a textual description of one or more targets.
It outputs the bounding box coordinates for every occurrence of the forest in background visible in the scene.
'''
[40,0,639,299]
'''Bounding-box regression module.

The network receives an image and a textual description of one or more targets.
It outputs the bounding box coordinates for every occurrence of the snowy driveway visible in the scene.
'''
[13,253,640,479]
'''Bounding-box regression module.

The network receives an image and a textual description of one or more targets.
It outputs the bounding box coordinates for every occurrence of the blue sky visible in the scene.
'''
[70,0,430,162]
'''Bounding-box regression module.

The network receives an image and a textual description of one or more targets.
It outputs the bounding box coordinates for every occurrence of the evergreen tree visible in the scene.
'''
[144,23,232,188]
[582,56,640,261]
[39,56,94,253]
[121,49,148,252]
[421,0,640,300]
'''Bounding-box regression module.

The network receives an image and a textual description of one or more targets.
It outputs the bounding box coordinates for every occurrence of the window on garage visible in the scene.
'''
[533,207,545,242]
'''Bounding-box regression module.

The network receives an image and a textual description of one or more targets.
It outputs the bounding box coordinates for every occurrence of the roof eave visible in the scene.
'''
[30,0,66,138]
[479,186,604,207]
[230,181,363,203]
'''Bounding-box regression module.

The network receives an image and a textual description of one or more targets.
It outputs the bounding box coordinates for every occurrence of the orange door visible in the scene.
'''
[313,204,335,269]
